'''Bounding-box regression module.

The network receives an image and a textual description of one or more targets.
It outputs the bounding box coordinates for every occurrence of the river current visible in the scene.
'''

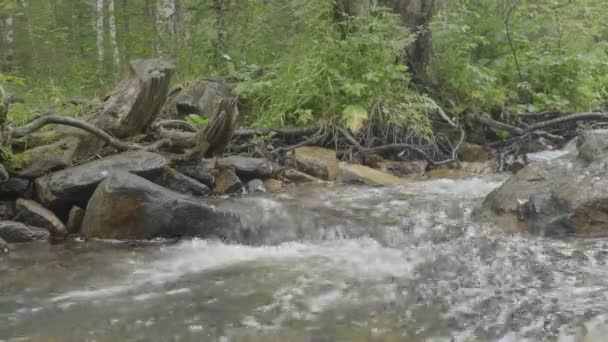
[2,171,608,341]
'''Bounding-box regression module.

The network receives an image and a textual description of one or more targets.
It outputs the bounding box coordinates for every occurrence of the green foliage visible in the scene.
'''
[429,0,608,119]
[236,5,430,133]
[186,114,209,127]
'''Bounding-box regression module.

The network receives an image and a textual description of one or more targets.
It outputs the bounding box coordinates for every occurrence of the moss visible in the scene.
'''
[2,149,30,173]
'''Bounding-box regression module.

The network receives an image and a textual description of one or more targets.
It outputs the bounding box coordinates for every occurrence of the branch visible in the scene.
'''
[10,115,156,151]
[234,126,319,139]
[469,111,608,136]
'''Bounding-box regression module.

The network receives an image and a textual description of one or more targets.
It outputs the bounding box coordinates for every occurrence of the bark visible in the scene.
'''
[96,0,105,73]
[108,0,120,68]
[1,15,15,72]
[184,98,239,160]
[94,58,177,138]
[382,0,436,76]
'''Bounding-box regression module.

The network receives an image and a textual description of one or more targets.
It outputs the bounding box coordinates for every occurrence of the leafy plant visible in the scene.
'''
[186,114,209,127]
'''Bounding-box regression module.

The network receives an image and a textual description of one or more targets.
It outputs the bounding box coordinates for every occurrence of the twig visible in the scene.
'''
[271,132,328,154]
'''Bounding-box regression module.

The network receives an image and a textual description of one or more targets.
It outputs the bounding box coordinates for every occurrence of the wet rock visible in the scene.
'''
[283,169,324,184]
[0,178,32,199]
[217,156,276,182]
[480,135,608,236]
[0,237,8,254]
[577,129,608,163]
[294,146,339,181]
[15,198,67,237]
[158,169,211,197]
[0,201,15,220]
[337,163,408,186]
[246,179,266,193]
[81,172,240,240]
[215,170,243,194]
[0,164,8,183]
[35,151,167,218]
[374,160,427,177]
[263,179,284,192]
[458,142,495,162]
[505,155,526,174]
[0,221,50,242]
[174,159,215,189]
[66,206,85,234]
[15,137,80,179]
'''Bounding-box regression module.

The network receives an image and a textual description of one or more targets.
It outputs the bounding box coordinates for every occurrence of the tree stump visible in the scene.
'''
[94,58,176,138]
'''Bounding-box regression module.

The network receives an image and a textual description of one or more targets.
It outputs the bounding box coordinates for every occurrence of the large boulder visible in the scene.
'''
[0,221,50,243]
[216,156,276,182]
[35,151,167,218]
[479,130,608,236]
[15,199,67,236]
[15,137,80,179]
[81,172,240,240]
[337,163,408,186]
[294,147,339,181]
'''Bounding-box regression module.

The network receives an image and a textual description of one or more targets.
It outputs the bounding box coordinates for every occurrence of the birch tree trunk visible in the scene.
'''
[96,0,105,73]
[108,0,120,68]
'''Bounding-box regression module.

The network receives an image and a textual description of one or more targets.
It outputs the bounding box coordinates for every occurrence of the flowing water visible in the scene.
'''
[3,174,608,341]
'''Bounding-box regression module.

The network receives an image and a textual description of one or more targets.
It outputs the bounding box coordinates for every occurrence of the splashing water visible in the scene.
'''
[2,176,608,341]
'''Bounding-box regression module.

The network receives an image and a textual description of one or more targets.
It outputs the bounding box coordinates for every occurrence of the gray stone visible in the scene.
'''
[294,147,339,181]
[215,170,243,194]
[158,169,211,196]
[16,137,80,179]
[246,179,266,193]
[16,198,67,237]
[174,159,215,189]
[0,178,32,200]
[217,156,276,182]
[81,172,240,240]
[0,221,50,243]
[479,141,608,236]
[577,129,608,163]
[35,151,167,218]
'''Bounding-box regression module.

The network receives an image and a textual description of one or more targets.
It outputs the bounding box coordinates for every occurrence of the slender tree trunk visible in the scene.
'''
[2,16,15,72]
[145,0,160,54]
[212,0,224,67]
[108,0,120,68]
[157,0,177,57]
[121,0,131,61]
[96,0,105,74]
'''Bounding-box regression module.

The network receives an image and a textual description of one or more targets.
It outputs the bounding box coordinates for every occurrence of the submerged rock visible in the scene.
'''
[35,151,167,218]
[66,206,85,234]
[158,169,211,197]
[294,146,339,181]
[263,178,284,192]
[0,221,50,242]
[15,198,67,237]
[217,156,276,182]
[337,163,408,186]
[480,130,608,236]
[81,172,240,240]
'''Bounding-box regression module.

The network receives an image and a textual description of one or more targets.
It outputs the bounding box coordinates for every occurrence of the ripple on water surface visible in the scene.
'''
[2,177,608,341]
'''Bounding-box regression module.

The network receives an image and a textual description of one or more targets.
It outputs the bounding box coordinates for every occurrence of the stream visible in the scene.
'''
[2,173,608,341]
